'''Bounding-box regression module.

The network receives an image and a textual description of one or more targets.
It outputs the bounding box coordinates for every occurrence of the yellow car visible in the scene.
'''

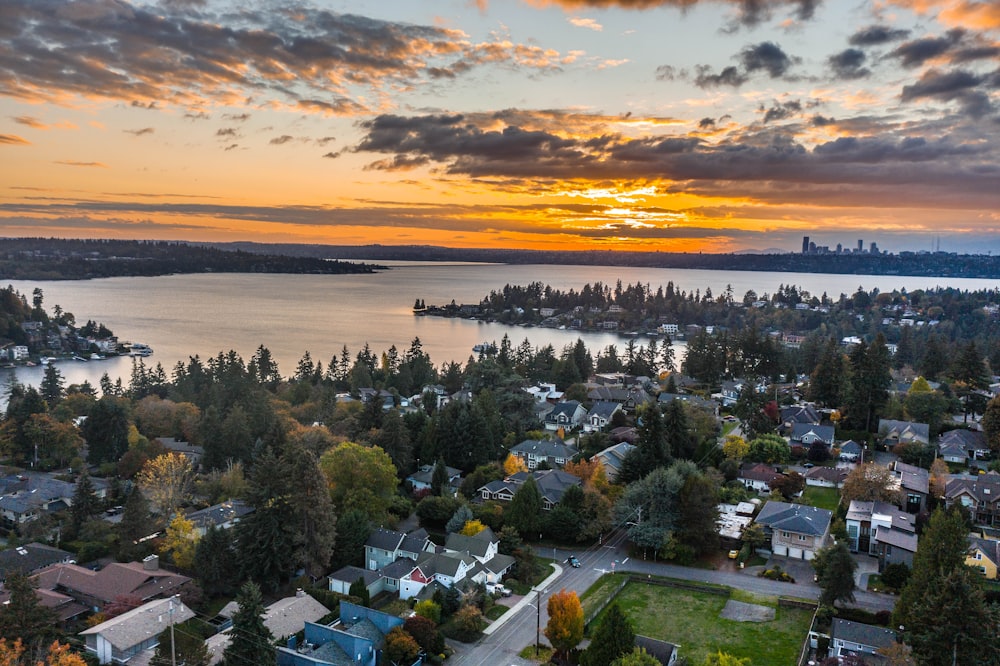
[728,550,739,559]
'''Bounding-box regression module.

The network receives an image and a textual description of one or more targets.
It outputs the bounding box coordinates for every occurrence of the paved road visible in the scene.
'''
[450,533,894,665]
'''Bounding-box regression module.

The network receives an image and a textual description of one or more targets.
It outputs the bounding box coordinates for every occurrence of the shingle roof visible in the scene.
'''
[80,597,195,652]
[328,566,380,587]
[510,438,577,460]
[790,423,834,443]
[831,618,897,651]
[939,429,988,451]
[588,401,620,420]
[755,500,832,537]
[365,527,405,552]
[805,467,848,484]
[969,536,1000,567]
[262,592,331,640]
[34,560,190,604]
[0,543,74,580]
[445,528,496,559]
[895,462,929,495]
[184,499,253,530]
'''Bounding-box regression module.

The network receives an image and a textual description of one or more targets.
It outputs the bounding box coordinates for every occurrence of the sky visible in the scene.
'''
[1,0,998,255]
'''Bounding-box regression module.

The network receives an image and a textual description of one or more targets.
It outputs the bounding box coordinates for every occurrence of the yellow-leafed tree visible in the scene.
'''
[544,589,584,659]
[459,520,486,536]
[137,452,193,518]
[160,512,199,570]
[503,453,527,475]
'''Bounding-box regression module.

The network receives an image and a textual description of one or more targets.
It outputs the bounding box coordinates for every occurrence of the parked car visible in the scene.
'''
[566,556,581,568]
[487,583,512,597]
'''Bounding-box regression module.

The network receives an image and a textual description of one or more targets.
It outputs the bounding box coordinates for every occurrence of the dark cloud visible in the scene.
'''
[524,0,821,27]
[698,117,716,128]
[216,128,238,137]
[322,151,341,159]
[739,42,796,78]
[316,136,336,146]
[0,0,556,113]
[952,46,1000,64]
[889,30,965,68]
[0,134,30,145]
[760,100,802,123]
[269,135,295,145]
[693,65,748,88]
[184,112,210,120]
[124,127,155,136]
[811,114,834,126]
[848,25,910,47]
[223,144,239,151]
[12,116,45,128]
[828,49,869,80]
[223,113,251,122]
[55,160,107,167]
[655,65,679,81]
[900,68,994,118]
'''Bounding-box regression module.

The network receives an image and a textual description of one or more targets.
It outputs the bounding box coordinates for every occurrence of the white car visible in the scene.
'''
[487,583,512,597]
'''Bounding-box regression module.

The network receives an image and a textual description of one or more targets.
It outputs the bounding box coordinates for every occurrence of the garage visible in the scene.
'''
[773,544,788,557]
[788,547,804,559]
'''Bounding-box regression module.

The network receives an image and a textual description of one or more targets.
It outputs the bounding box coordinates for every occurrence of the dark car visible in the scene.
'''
[567,556,581,568]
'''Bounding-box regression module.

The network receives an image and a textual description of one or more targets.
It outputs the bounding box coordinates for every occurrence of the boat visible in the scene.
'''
[40,357,58,365]
[128,343,154,357]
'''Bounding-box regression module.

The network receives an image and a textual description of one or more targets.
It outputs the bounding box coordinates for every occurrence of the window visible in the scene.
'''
[781,531,791,538]
[798,535,807,541]
[974,552,982,560]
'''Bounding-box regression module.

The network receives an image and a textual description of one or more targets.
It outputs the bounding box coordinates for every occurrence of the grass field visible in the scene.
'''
[800,485,841,511]
[596,582,814,665]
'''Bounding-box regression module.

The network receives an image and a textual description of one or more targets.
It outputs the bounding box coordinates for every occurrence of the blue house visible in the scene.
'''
[276,601,420,666]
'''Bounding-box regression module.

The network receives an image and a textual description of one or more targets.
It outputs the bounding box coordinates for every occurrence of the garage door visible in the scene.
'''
[773,544,788,557]
[788,547,803,559]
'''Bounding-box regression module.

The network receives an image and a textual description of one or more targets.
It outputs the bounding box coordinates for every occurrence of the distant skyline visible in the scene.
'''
[1,1,999,254]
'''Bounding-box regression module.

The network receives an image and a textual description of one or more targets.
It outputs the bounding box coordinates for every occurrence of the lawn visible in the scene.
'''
[596,582,814,665]
[800,485,841,511]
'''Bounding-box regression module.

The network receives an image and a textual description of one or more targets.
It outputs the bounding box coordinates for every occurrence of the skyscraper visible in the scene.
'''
[802,236,810,254]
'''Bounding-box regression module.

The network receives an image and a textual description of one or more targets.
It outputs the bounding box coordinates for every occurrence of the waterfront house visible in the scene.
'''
[754,501,832,560]
[80,597,194,665]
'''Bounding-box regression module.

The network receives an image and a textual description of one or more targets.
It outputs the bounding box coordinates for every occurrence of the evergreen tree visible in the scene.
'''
[349,577,371,606]
[223,582,275,666]
[812,541,857,607]
[446,504,474,534]
[733,380,772,440]
[843,335,892,432]
[283,443,337,578]
[808,339,846,407]
[431,458,449,496]
[676,473,720,556]
[330,508,370,570]
[118,487,153,561]
[506,475,542,538]
[918,334,948,382]
[373,409,413,475]
[194,524,238,597]
[663,399,695,460]
[907,567,1000,666]
[237,448,295,591]
[82,396,131,464]
[68,470,99,540]
[983,395,1000,455]
[951,341,989,422]
[582,602,635,666]
[40,364,65,406]
[0,572,58,655]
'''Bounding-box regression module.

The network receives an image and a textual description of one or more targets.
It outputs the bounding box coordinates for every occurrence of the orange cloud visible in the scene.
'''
[0,134,31,145]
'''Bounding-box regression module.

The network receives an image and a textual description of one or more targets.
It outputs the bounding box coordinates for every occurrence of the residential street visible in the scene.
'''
[450,531,895,666]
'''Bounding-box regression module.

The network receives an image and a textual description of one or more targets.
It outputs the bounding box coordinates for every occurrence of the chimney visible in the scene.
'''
[142,554,159,570]
[296,588,305,598]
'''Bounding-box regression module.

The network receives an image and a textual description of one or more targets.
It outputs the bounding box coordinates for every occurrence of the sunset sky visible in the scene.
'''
[1,0,999,254]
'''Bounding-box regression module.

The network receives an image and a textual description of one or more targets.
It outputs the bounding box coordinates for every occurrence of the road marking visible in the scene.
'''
[622,557,629,564]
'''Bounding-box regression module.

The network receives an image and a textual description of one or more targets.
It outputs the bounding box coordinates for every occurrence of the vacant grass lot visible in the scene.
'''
[597,582,814,665]
[800,485,841,511]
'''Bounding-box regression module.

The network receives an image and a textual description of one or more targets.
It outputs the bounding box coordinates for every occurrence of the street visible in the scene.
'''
[450,532,894,665]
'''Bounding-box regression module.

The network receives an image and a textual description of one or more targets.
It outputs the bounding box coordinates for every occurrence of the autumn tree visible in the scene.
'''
[503,452,528,475]
[137,452,193,518]
[612,647,662,666]
[581,602,634,666]
[0,639,87,666]
[384,626,420,665]
[841,463,899,505]
[319,441,397,522]
[403,614,445,656]
[929,458,950,499]
[544,589,584,659]
[160,512,199,570]
[722,435,749,461]
[746,434,788,463]
[223,582,275,666]
[459,520,486,536]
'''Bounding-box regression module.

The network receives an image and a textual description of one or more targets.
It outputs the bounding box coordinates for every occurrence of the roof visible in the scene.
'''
[969,536,1000,567]
[445,527,496,559]
[790,423,835,443]
[831,618,897,650]
[879,419,930,444]
[738,463,782,484]
[894,462,929,495]
[939,429,988,451]
[755,500,832,537]
[947,471,1000,504]
[846,500,915,532]
[262,592,331,640]
[381,557,416,580]
[185,499,253,530]
[366,527,405,553]
[412,551,475,579]
[593,442,636,472]
[399,528,432,554]
[482,553,516,574]
[80,597,195,652]
[510,438,577,460]
[34,560,190,604]
[634,635,678,665]
[546,401,584,419]
[328,566,381,587]
[781,404,821,425]
[939,441,970,459]
[875,527,918,553]
[407,464,461,486]
[0,542,74,580]
[587,400,621,420]
[840,440,863,454]
[805,467,848,484]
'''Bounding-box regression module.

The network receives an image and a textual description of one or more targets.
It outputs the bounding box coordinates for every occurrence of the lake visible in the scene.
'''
[2,262,995,394]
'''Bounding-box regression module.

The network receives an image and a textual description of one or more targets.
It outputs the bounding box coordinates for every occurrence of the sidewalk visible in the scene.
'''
[483,564,564,635]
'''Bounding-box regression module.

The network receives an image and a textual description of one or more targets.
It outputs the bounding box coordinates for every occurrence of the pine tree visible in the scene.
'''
[68,470,99,539]
[194,525,237,597]
[118,487,153,560]
[812,541,857,607]
[431,458,449,496]
[330,507,371,570]
[283,443,337,578]
[582,602,634,666]
[0,572,58,654]
[223,582,275,666]
[908,567,1000,666]
[506,475,542,538]
[40,364,64,406]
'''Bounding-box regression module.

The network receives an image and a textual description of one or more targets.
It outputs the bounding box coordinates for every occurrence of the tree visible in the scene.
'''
[0,573,58,656]
[746,434,788,464]
[160,512,199,570]
[283,443,337,578]
[194,524,238,597]
[68,470,100,539]
[808,339,847,407]
[676,473,720,556]
[907,567,1000,666]
[877,642,917,666]
[373,409,413,475]
[611,647,662,666]
[544,589,584,659]
[581,602,634,666]
[319,441,398,522]
[82,396,131,465]
[702,653,751,666]
[459,519,486,536]
[769,471,805,499]
[841,463,899,504]
[503,452,528,475]
[928,458,950,499]
[506,475,543,538]
[223,582,275,666]
[951,341,989,422]
[983,396,1000,455]
[904,377,947,436]
[722,435,748,461]
[349,577,371,607]
[452,604,484,637]
[384,626,420,665]
[446,504,474,534]
[895,506,972,630]
[39,365,65,407]
[812,541,857,607]
[843,335,892,432]
[403,614,445,656]
[734,379,773,440]
[137,452,193,518]
[413,599,442,624]
[0,639,86,666]
[117,487,154,560]
[330,507,370,571]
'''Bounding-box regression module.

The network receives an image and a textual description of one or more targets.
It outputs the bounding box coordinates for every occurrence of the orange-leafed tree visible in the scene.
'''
[0,639,87,666]
[544,589,584,659]
[503,453,527,476]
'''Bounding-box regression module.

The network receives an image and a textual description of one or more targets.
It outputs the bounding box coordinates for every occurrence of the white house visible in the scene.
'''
[81,597,194,664]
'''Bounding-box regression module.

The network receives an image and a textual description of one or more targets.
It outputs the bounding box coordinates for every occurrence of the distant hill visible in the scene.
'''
[202,241,1000,279]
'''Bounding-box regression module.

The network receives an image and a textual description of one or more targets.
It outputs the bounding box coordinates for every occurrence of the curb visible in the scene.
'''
[482,563,564,635]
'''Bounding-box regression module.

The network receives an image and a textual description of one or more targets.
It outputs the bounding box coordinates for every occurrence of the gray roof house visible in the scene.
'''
[829,619,897,662]
[584,401,623,433]
[0,542,74,583]
[184,499,253,537]
[939,429,990,462]
[839,440,863,462]
[789,423,835,447]
[878,419,930,448]
[894,461,929,514]
[363,527,433,572]
[754,501,832,560]
[544,400,588,432]
[593,441,636,481]
[478,469,583,510]
[406,464,462,495]
[946,471,1000,527]
[510,438,578,470]
[81,597,195,664]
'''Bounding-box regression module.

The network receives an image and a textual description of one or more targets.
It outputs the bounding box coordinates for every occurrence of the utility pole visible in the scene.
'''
[535,588,542,657]
[169,595,177,666]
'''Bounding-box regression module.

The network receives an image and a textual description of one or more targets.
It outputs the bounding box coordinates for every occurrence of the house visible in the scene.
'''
[715,380,742,407]
[184,499,253,537]
[966,535,1000,579]
[829,619,897,662]
[208,589,332,663]
[478,470,583,510]
[946,472,1000,527]
[154,437,205,466]
[32,555,190,611]
[444,528,515,583]
[878,419,930,448]
[399,551,478,600]
[779,404,822,434]
[586,386,651,413]
[839,440,863,462]
[845,500,918,569]
[0,542,74,583]
[657,392,719,415]
[363,528,434,572]
[0,472,109,530]
[894,462,929,514]
[754,501,832,560]
[328,566,383,597]
[276,601,419,666]
[592,441,636,481]
[738,463,783,494]
[406,464,462,495]
[633,636,679,666]
[788,423,835,448]
[939,429,990,462]
[525,383,561,404]
[584,401,623,433]
[80,596,194,664]
[804,467,848,489]
[510,438,578,469]
[543,401,587,431]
